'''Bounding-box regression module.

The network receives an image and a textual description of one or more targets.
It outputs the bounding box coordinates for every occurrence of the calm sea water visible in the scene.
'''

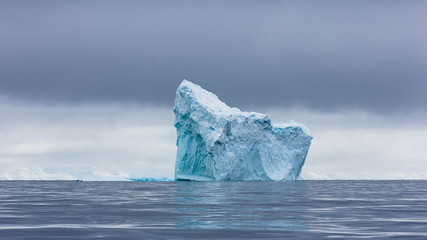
[1,180,426,239]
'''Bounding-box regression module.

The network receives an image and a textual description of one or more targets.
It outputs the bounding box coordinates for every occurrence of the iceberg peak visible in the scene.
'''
[174,80,312,181]
[176,79,246,117]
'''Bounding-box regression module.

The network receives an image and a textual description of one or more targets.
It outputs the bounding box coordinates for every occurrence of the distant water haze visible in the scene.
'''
[0,98,425,180]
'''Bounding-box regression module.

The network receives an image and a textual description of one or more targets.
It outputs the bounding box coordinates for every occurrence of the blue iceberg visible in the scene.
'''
[174,80,312,181]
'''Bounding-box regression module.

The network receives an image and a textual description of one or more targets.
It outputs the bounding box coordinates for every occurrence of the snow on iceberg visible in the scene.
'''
[174,80,312,181]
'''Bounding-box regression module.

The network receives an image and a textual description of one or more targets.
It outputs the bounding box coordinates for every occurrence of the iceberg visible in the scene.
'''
[174,80,312,181]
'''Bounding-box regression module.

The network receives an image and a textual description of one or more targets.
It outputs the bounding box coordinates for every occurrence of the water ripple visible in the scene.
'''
[0,180,426,239]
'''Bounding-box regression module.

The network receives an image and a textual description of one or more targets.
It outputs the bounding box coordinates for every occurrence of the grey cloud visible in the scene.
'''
[0,0,426,113]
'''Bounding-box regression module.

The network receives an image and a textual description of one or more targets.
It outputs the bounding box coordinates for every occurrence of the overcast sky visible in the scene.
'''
[1,1,426,180]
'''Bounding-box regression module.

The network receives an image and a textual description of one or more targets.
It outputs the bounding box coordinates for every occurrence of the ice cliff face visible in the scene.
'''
[174,80,312,181]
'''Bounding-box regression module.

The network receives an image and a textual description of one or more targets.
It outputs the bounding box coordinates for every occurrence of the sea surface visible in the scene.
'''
[1,180,426,239]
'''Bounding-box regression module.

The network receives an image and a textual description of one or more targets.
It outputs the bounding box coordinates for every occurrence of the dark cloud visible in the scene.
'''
[1,0,426,112]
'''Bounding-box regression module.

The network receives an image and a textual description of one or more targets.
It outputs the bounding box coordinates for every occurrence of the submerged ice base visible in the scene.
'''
[174,80,312,181]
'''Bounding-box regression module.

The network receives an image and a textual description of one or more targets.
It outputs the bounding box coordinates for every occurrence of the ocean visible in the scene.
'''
[1,180,426,239]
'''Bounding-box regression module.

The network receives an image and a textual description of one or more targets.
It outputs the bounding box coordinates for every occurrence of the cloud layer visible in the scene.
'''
[0,98,176,180]
[1,1,426,112]
[1,98,426,180]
